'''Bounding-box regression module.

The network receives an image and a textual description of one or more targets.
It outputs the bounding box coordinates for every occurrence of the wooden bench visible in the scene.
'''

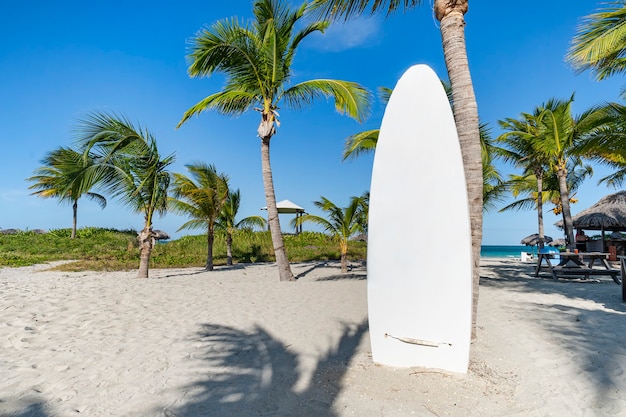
[552,266,621,284]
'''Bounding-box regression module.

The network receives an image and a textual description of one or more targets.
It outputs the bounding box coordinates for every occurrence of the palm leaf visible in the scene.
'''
[281,79,372,121]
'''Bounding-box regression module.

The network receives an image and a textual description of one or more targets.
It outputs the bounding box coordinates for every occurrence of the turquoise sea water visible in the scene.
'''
[480,245,536,258]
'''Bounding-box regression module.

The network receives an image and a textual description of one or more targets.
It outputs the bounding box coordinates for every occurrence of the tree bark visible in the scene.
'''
[206,226,214,271]
[436,1,483,340]
[137,227,154,278]
[536,172,545,249]
[557,164,576,250]
[260,136,295,281]
[71,201,78,239]
[226,230,233,266]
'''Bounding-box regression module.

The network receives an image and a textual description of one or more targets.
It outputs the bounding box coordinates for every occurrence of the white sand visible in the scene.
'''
[1,259,625,416]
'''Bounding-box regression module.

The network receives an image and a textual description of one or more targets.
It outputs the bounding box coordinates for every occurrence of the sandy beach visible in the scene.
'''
[1,259,625,416]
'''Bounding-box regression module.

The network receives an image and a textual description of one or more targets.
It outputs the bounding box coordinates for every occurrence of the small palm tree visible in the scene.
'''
[216,189,267,266]
[27,147,107,239]
[177,0,372,281]
[75,112,175,278]
[292,196,363,273]
[169,163,230,271]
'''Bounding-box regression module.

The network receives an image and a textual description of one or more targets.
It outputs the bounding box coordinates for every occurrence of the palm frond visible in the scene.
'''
[281,79,372,121]
[309,0,421,20]
[567,2,626,80]
[342,129,378,161]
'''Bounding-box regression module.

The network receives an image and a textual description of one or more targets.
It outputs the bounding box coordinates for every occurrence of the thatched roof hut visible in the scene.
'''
[555,191,626,232]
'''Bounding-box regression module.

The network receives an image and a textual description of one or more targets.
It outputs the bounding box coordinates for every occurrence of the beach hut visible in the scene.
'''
[261,199,306,234]
[555,191,626,253]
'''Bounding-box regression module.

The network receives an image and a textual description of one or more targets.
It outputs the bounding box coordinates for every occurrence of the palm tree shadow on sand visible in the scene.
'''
[0,401,50,417]
[162,320,368,417]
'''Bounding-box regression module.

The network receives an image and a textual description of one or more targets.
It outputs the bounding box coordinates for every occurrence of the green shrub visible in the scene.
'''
[0,227,366,270]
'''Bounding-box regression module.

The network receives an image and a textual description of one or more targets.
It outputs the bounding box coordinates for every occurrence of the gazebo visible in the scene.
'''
[555,191,626,252]
[261,199,306,234]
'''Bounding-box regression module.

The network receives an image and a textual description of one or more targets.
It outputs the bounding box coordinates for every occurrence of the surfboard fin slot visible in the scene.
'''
[385,333,452,347]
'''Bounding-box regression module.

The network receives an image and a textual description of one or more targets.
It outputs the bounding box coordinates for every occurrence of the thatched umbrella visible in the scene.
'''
[520,233,553,246]
[548,238,566,247]
[555,191,626,250]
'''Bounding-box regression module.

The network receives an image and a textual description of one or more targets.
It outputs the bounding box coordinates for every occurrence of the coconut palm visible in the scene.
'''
[312,0,483,337]
[216,189,268,266]
[75,112,175,278]
[169,163,230,271]
[532,96,599,250]
[574,102,626,187]
[567,2,626,81]
[27,147,107,239]
[177,0,372,281]
[499,96,602,250]
[498,113,551,248]
[292,196,363,273]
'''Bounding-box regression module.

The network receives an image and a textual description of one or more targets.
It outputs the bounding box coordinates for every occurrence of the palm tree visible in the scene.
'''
[216,189,267,266]
[75,112,175,278]
[312,0,483,337]
[567,2,626,81]
[177,0,372,281]
[169,163,230,271]
[292,196,363,273]
[27,147,107,239]
[499,96,602,250]
[574,102,626,187]
[498,113,551,248]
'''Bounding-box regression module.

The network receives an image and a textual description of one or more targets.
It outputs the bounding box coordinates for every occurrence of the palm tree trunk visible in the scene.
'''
[137,227,154,278]
[436,1,483,340]
[536,173,545,249]
[226,230,233,266]
[206,227,214,271]
[260,136,295,281]
[340,241,348,273]
[71,200,78,239]
[557,166,576,250]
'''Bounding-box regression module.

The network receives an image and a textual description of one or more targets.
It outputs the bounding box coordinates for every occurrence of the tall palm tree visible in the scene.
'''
[534,96,597,250]
[27,147,107,239]
[216,189,267,266]
[312,0,483,338]
[177,0,372,281]
[75,112,175,278]
[292,195,363,273]
[567,2,626,82]
[169,163,230,271]
[498,113,551,248]
[500,96,602,250]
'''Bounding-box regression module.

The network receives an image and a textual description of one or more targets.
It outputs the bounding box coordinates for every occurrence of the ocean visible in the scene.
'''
[480,245,536,258]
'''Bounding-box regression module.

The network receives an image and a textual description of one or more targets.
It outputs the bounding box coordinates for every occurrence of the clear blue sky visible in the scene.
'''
[1,1,623,244]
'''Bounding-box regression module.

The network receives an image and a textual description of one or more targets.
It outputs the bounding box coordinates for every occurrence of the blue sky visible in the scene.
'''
[1,1,623,245]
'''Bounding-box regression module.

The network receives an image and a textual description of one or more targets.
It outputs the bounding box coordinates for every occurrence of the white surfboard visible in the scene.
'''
[367,64,472,373]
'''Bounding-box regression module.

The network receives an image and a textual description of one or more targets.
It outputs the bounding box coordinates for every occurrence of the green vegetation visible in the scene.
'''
[0,228,366,271]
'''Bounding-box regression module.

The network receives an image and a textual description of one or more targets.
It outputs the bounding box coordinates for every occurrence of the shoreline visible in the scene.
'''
[1,259,624,416]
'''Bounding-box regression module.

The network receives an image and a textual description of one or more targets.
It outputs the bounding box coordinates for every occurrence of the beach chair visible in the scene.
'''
[521,252,533,262]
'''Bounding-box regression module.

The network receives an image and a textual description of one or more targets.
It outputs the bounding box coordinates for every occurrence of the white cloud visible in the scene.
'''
[307,17,383,52]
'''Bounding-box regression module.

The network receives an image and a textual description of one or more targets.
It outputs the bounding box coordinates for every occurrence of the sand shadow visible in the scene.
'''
[157,263,250,278]
[0,401,51,417]
[480,262,626,412]
[519,301,626,412]
[480,263,625,312]
[293,261,329,279]
[159,320,368,417]
[294,261,367,281]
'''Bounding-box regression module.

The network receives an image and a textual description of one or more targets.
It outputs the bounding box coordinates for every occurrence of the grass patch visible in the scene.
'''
[0,227,367,271]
